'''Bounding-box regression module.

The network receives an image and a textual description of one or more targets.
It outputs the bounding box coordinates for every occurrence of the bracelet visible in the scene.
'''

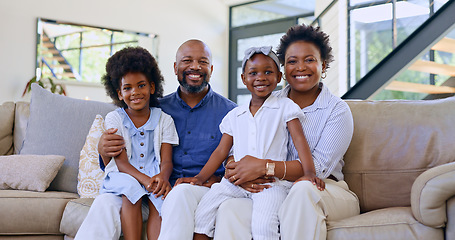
[280,161,286,180]
[225,159,235,166]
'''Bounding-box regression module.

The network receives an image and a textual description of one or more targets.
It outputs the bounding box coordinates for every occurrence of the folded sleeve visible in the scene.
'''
[160,112,179,146]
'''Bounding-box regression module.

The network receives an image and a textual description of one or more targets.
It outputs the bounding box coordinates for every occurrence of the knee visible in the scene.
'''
[219,198,252,215]
[166,183,194,199]
[287,181,321,202]
[93,193,122,208]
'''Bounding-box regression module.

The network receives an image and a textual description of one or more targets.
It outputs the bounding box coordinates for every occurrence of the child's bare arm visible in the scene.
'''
[115,149,151,187]
[287,119,325,190]
[146,143,173,199]
[176,134,233,186]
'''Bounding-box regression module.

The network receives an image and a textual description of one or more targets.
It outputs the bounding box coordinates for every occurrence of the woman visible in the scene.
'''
[215,24,360,240]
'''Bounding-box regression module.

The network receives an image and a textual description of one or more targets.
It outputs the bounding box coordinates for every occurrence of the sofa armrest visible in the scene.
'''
[411,161,455,228]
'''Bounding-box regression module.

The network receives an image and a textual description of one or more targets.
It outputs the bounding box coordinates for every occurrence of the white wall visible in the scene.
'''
[0,0,229,103]
[315,0,348,97]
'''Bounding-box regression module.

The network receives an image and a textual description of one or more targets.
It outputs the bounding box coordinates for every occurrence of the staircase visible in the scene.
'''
[40,33,81,81]
[342,0,455,100]
[385,36,455,96]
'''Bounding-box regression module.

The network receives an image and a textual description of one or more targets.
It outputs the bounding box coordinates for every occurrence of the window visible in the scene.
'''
[229,0,315,104]
[36,18,158,84]
[347,0,450,100]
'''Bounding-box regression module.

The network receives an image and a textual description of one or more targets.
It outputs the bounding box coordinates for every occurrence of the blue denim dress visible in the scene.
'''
[101,108,163,214]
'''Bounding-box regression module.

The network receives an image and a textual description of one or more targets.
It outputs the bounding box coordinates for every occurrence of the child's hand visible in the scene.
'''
[295,174,325,191]
[146,173,172,200]
[174,176,205,186]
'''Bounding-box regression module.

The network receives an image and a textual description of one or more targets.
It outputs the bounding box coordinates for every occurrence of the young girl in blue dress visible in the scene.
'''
[100,46,179,240]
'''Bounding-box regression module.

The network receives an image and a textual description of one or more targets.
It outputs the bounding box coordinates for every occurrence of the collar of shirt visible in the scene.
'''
[236,94,280,117]
[276,83,331,113]
[173,84,214,110]
[117,107,160,136]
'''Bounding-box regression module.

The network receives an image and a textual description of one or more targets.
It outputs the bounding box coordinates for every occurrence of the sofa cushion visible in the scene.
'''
[60,198,94,237]
[0,155,64,192]
[14,101,30,154]
[327,207,444,240]
[20,83,116,193]
[77,115,105,198]
[0,190,78,234]
[0,101,15,156]
[344,97,455,212]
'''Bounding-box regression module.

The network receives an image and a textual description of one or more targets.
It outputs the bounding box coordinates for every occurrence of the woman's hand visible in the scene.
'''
[146,173,172,199]
[295,174,325,191]
[225,155,266,185]
[238,178,275,193]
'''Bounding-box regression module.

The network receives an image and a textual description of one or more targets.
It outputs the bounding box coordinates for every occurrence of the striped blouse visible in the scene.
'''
[273,83,354,181]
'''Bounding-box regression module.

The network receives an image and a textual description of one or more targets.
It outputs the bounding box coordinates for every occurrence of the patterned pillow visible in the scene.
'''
[77,115,105,198]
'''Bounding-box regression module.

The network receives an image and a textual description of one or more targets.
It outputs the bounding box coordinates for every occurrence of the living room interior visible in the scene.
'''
[1,0,454,239]
[2,0,454,104]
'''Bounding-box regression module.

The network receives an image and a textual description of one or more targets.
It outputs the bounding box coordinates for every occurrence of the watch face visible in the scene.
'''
[266,162,275,176]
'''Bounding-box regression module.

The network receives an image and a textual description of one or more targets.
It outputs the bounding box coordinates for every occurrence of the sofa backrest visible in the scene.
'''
[14,102,30,154]
[344,97,455,213]
[0,102,15,156]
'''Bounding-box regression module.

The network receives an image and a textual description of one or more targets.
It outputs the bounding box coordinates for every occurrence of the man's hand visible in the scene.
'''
[202,175,222,187]
[174,175,221,187]
[174,177,202,186]
[98,128,125,159]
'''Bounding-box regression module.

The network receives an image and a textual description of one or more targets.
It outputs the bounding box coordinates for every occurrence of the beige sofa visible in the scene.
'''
[0,86,454,239]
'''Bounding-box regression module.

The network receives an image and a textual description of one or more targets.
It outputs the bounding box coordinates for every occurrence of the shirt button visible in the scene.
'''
[187,131,191,134]
[140,153,144,158]
[140,166,144,169]
[140,132,144,136]
[140,142,144,146]
[184,151,187,155]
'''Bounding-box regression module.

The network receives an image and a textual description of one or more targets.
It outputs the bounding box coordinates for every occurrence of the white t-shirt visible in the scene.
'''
[220,94,304,164]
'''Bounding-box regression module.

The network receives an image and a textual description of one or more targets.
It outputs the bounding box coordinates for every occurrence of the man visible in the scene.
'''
[75,39,236,239]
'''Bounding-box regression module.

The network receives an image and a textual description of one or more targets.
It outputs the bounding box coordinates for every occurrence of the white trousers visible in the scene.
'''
[158,183,210,240]
[74,193,149,240]
[214,179,360,240]
[195,178,287,240]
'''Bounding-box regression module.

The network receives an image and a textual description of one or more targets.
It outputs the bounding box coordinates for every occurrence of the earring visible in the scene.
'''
[321,71,327,79]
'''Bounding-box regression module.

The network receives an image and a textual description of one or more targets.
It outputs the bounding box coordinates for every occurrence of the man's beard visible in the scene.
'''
[179,71,209,93]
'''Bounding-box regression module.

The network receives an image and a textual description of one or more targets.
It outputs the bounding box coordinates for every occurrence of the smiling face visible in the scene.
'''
[174,40,213,94]
[117,72,155,113]
[241,53,282,101]
[284,40,326,94]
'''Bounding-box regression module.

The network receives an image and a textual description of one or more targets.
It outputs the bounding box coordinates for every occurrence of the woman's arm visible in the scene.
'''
[225,156,304,185]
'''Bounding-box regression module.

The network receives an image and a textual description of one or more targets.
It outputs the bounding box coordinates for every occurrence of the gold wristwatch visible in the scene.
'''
[265,162,275,177]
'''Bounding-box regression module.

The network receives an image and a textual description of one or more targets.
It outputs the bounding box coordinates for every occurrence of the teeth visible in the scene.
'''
[188,74,201,78]
[295,75,309,79]
[255,85,267,90]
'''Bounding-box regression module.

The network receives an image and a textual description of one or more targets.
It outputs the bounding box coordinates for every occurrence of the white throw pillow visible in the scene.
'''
[77,115,105,198]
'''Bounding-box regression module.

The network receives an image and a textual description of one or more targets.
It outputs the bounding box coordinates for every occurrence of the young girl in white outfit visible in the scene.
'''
[185,46,325,240]
[100,47,178,240]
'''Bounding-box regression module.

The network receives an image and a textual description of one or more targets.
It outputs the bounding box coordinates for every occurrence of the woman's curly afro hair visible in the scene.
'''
[277,24,334,69]
[102,46,164,108]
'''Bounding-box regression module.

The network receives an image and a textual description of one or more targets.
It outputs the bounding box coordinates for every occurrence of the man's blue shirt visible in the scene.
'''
[100,85,236,185]
[160,86,236,185]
